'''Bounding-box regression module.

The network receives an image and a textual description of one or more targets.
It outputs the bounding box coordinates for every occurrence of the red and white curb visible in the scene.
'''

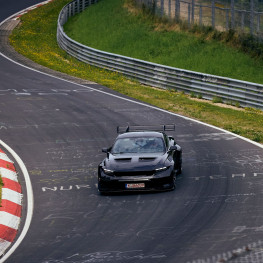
[0,149,22,257]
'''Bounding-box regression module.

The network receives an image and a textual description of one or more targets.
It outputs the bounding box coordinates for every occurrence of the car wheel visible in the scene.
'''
[170,173,176,190]
[176,164,182,175]
[98,180,105,195]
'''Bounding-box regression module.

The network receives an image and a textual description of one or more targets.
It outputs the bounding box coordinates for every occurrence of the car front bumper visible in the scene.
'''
[98,170,175,193]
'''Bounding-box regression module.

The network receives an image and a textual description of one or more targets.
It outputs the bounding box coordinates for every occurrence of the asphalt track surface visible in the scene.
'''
[1,1,263,262]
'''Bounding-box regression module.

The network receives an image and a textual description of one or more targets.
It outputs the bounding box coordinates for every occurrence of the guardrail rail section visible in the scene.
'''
[57,0,263,109]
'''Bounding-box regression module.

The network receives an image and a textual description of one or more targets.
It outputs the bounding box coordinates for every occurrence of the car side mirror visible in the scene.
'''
[102,148,109,153]
[169,145,177,152]
[169,136,176,145]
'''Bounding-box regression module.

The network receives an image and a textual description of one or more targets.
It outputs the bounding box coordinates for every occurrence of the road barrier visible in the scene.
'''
[57,0,263,109]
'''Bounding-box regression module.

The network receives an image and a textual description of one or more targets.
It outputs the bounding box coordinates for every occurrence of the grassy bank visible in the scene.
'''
[64,0,263,84]
[8,0,263,145]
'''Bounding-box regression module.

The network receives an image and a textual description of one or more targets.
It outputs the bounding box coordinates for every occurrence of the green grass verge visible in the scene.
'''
[63,0,263,84]
[7,0,263,147]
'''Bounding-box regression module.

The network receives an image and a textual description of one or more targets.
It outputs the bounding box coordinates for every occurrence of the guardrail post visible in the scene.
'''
[191,0,195,24]
[199,5,202,26]
[77,0,80,14]
[257,13,260,34]
[175,0,180,21]
[161,0,164,17]
[226,9,229,30]
[211,0,215,28]
[168,0,171,18]
[152,0,156,15]
[73,1,76,16]
[188,3,191,26]
[231,0,235,29]
[250,0,254,35]
[241,11,244,32]
[70,3,73,17]
[64,10,67,25]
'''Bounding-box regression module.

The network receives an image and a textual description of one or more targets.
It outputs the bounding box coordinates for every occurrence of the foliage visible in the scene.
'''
[212,96,223,103]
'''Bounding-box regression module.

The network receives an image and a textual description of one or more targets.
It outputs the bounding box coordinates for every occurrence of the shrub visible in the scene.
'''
[190,91,196,98]
[212,96,223,103]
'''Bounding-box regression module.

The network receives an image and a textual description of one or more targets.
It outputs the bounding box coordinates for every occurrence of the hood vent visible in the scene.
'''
[139,157,156,162]
[114,158,132,162]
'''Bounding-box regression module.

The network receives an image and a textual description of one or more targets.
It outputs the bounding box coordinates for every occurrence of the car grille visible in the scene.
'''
[114,170,154,177]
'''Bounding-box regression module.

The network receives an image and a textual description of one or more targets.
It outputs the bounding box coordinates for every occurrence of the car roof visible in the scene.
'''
[117,131,165,139]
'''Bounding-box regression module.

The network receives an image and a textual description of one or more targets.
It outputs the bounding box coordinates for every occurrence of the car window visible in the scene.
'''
[111,137,165,154]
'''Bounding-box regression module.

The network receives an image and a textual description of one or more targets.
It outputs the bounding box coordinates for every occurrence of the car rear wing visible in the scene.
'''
[117,124,175,134]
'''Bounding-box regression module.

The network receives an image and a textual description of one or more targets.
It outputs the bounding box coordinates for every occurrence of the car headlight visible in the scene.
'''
[155,166,170,173]
[102,168,114,176]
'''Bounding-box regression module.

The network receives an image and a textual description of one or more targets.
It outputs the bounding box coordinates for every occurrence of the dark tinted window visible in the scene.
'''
[111,137,165,154]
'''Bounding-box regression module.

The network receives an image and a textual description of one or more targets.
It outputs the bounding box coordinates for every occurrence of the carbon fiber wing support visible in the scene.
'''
[117,124,175,134]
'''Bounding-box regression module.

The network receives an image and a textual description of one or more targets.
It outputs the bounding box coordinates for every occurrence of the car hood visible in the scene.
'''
[105,153,166,171]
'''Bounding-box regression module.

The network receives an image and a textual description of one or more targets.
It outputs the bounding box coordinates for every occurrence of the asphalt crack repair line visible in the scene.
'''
[0,148,22,257]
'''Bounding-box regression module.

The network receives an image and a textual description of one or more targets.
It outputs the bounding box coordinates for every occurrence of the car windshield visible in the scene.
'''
[111,137,165,154]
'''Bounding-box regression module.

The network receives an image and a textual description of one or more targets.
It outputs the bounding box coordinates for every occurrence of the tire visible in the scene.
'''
[175,151,182,175]
[170,173,176,190]
[176,164,182,175]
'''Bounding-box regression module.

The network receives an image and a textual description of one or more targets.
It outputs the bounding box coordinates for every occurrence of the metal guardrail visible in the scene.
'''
[57,0,263,109]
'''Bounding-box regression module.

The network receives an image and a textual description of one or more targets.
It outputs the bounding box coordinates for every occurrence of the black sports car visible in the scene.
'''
[98,125,182,193]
